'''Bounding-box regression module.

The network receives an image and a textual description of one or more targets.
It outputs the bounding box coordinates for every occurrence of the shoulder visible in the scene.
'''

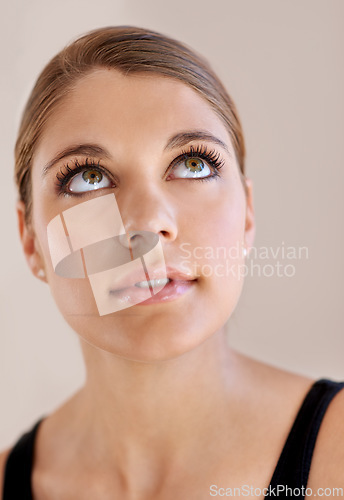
[307,382,344,490]
[0,447,12,495]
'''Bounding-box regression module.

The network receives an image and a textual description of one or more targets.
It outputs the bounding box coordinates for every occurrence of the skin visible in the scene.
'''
[1,70,343,499]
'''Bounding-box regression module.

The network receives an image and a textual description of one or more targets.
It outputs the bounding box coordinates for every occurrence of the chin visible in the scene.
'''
[75,312,219,363]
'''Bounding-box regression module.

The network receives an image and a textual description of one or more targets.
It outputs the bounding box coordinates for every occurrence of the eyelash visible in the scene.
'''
[172,144,225,181]
[55,158,105,196]
[55,144,225,196]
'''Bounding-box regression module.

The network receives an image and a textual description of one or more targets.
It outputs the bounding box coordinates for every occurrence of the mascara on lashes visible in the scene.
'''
[54,144,225,196]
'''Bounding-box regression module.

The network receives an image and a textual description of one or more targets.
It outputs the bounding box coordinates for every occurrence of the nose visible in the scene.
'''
[117,182,178,247]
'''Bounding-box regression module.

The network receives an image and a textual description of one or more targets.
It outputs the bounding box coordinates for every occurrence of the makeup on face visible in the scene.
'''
[35,72,245,349]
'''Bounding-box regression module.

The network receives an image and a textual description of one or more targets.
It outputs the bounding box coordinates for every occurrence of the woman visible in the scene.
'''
[1,26,343,499]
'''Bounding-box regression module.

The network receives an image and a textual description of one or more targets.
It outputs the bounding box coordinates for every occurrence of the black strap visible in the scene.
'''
[2,417,45,500]
[265,378,344,497]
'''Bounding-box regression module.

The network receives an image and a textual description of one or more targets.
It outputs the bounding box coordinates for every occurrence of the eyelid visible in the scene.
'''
[167,144,225,176]
[55,144,224,196]
[55,157,116,196]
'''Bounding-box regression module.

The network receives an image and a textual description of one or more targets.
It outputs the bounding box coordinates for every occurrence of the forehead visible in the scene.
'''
[34,69,233,161]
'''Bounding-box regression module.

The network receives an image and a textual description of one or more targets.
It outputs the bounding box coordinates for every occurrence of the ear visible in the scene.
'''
[16,201,47,283]
[243,177,255,254]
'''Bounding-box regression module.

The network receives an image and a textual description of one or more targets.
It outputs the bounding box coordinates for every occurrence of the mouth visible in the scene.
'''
[108,271,198,306]
[128,277,172,290]
[109,266,198,293]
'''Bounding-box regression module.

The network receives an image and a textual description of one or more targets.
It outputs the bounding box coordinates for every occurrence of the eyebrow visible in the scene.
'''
[41,130,231,177]
[41,145,111,177]
[165,130,231,155]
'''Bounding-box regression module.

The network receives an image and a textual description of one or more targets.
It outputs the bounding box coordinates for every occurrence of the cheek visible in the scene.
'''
[184,187,247,315]
[185,184,246,263]
[50,273,100,317]
[36,219,100,321]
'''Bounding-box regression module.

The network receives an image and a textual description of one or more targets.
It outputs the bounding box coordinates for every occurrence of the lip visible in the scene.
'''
[135,278,197,305]
[109,265,197,293]
[107,265,198,307]
[109,276,197,306]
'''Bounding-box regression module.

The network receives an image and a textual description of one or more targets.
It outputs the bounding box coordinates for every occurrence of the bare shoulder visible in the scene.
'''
[0,447,12,494]
[307,383,344,491]
[233,349,316,399]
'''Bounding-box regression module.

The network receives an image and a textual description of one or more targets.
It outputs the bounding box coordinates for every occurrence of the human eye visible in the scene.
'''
[167,144,225,182]
[55,158,114,196]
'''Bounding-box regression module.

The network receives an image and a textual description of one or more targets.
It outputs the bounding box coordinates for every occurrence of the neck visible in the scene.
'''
[72,328,247,489]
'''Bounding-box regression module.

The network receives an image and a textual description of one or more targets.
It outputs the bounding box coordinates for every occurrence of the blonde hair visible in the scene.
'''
[14,26,246,224]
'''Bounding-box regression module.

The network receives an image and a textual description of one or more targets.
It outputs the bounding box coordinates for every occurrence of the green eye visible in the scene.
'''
[171,156,211,179]
[82,170,103,184]
[68,168,111,193]
[185,157,204,173]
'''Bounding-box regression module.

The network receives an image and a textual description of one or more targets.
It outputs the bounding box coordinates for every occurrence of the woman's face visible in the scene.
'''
[23,69,254,361]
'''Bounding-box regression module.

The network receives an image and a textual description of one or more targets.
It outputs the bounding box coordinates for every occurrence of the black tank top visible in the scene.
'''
[2,378,344,499]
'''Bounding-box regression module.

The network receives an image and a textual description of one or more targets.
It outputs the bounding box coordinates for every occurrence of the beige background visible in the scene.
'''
[0,0,343,448]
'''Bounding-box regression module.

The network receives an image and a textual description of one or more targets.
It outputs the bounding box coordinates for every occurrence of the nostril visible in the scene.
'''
[118,231,160,260]
[118,231,151,250]
[127,232,143,248]
[118,233,134,249]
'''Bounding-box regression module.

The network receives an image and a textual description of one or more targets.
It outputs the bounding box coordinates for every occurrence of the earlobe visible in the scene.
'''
[243,177,255,254]
[16,201,47,283]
